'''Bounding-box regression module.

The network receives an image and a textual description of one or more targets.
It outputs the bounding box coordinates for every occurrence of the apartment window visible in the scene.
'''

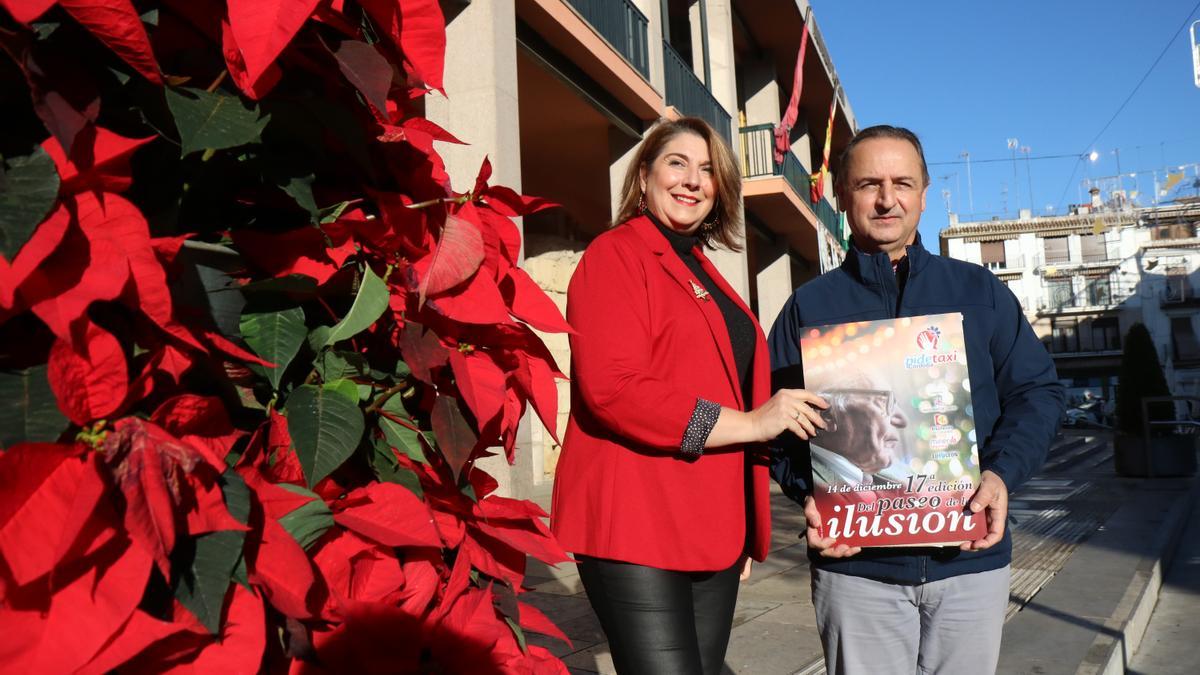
[1046,278,1073,309]
[1050,317,1079,353]
[981,241,1006,269]
[1172,317,1200,361]
[1084,275,1111,306]
[1043,235,1069,264]
[1164,266,1190,302]
[1091,318,1120,352]
[1080,233,1106,263]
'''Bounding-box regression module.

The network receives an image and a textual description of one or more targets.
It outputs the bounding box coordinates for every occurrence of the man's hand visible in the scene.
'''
[961,470,1007,551]
[803,496,862,558]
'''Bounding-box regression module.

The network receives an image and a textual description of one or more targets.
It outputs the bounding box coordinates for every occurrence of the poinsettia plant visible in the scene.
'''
[0,1,574,672]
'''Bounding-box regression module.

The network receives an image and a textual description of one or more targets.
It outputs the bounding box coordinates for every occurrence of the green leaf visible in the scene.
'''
[0,147,61,259]
[173,530,244,634]
[0,366,69,447]
[316,350,370,382]
[276,483,334,550]
[165,87,270,157]
[220,468,252,525]
[370,437,424,498]
[379,396,427,464]
[239,305,307,390]
[319,200,353,224]
[307,325,333,354]
[324,266,388,347]
[285,380,364,487]
[278,173,319,222]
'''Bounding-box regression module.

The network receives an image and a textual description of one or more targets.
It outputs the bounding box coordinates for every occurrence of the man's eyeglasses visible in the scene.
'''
[818,388,899,416]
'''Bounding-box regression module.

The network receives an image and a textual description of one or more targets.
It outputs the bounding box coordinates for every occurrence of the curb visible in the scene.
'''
[1076,474,1200,675]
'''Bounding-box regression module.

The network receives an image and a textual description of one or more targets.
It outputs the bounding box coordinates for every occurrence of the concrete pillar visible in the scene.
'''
[757,250,792,336]
[1067,234,1082,263]
[743,59,781,127]
[632,0,665,95]
[425,0,521,192]
[426,1,532,498]
[702,0,739,142]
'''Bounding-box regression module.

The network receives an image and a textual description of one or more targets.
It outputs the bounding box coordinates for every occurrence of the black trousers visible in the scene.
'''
[576,556,741,675]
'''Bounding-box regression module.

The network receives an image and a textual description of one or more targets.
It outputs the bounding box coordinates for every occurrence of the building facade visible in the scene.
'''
[429,0,858,497]
[940,194,1200,415]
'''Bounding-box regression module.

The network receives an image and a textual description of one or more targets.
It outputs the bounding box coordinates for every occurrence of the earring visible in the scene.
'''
[702,214,719,234]
[637,193,647,213]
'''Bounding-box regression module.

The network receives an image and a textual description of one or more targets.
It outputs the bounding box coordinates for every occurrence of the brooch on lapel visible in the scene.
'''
[689,280,711,302]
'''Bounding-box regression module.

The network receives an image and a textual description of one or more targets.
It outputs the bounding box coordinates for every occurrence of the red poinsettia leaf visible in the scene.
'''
[401,116,464,146]
[448,347,506,431]
[246,517,319,620]
[397,321,448,385]
[182,584,267,672]
[102,417,213,578]
[472,156,493,196]
[415,212,485,305]
[0,200,71,311]
[397,550,440,616]
[332,482,441,548]
[220,12,283,100]
[0,0,55,23]
[59,0,164,84]
[23,211,129,348]
[303,601,423,674]
[150,394,239,471]
[515,350,564,445]
[6,34,102,156]
[151,233,192,266]
[332,39,393,117]
[230,227,339,284]
[226,0,321,88]
[476,493,548,522]
[201,328,274,368]
[430,394,479,483]
[519,601,571,645]
[460,531,525,587]
[500,267,574,334]
[47,321,128,425]
[41,126,154,195]
[78,609,188,675]
[474,517,570,567]
[0,444,105,586]
[427,586,516,671]
[426,270,511,325]
[475,204,522,268]
[479,184,558,218]
[521,645,571,674]
[358,0,445,94]
[185,475,249,536]
[312,529,407,607]
[0,536,152,673]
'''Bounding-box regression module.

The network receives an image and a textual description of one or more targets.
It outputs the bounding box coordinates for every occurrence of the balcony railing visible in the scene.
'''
[564,0,650,79]
[1038,280,1135,312]
[663,42,731,142]
[984,253,1040,271]
[738,124,845,248]
[814,197,846,250]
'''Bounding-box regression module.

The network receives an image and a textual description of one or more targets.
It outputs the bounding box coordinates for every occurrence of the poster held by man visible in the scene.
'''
[800,313,986,547]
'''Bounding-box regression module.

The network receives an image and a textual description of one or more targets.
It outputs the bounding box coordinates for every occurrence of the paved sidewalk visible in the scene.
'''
[526,431,1200,674]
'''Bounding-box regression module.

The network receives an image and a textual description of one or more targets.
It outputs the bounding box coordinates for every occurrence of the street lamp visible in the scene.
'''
[1007,138,1020,217]
[1021,146,1034,214]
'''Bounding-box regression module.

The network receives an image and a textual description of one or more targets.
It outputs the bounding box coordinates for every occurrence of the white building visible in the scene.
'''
[940,193,1200,408]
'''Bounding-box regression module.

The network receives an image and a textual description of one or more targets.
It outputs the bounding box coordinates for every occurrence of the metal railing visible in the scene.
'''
[564,0,650,79]
[1038,280,1134,312]
[815,197,845,249]
[738,124,845,248]
[663,42,731,142]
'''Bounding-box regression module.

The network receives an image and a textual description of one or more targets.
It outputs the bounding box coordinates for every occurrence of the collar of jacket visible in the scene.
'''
[841,231,930,287]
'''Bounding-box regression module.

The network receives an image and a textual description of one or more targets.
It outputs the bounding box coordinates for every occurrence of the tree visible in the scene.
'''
[1116,322,1174,437]
[0,1,571,671]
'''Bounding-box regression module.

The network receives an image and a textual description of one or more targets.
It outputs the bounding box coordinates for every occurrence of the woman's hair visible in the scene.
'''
[614,117,743,251]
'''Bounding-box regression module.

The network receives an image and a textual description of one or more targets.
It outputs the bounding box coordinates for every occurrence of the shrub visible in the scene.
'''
[0,1,571,671]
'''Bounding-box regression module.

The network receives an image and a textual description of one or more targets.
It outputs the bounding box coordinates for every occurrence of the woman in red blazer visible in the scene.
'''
[551,117,828,674]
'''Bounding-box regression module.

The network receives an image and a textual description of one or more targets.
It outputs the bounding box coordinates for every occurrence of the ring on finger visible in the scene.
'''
[793,411,803,422]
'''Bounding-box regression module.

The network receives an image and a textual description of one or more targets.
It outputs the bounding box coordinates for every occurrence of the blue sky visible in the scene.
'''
[812,0,1200,250]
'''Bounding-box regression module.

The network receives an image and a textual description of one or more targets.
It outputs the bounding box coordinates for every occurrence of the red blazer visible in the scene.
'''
[550,216,772,571]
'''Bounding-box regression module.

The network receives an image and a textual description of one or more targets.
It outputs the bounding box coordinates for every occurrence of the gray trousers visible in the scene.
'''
[811,565,1010,675]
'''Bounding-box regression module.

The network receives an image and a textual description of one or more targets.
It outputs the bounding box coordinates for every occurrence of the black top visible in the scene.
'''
[650,215,757,408]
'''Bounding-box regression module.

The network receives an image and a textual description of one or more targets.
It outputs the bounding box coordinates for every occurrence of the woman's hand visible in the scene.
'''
[705,389,828,448]
[747,388,828,442]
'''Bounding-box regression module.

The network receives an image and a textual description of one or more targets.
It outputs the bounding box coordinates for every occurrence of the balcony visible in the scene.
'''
[663,42,731,141]
[1037,281,1134,315]
[814,197,845,250]
[738,124,842,265]
[1162,281,1200,308]
[563,0,649,78]
[984,253,1040,272]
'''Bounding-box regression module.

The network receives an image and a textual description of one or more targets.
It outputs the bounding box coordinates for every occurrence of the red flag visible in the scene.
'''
[773,12,810,165]
[811,93,838,204]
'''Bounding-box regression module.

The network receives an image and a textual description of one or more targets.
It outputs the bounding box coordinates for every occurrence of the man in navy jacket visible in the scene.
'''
[768,125,1064,674]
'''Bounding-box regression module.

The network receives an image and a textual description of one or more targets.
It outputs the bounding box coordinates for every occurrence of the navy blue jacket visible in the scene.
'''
[768,235,1064,584]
